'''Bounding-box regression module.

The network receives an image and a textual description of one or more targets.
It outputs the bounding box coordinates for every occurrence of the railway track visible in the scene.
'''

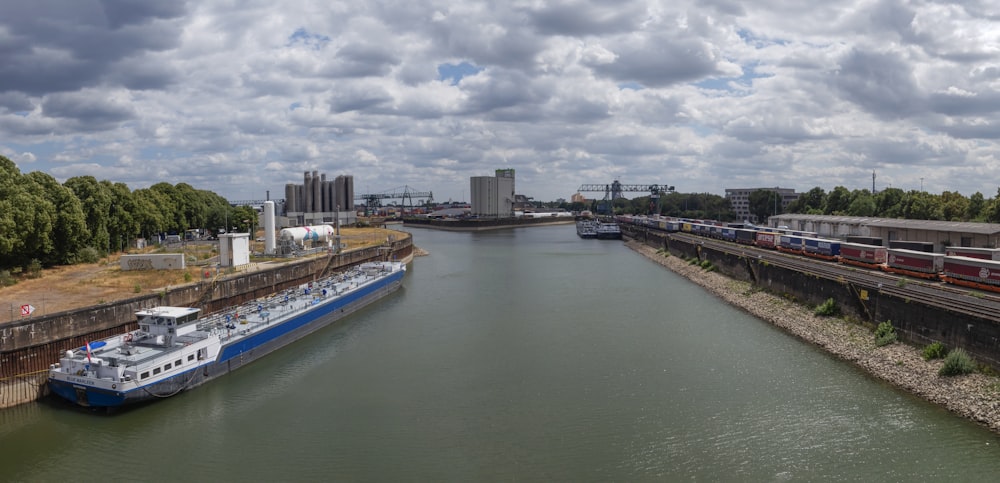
[669,232,1000,323]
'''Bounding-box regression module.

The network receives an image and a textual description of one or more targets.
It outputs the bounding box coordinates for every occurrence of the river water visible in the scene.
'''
[3,224,1000,481]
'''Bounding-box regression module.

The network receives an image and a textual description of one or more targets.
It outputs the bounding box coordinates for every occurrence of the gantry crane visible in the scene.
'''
[354,185,434,215]
[577,181,675,215]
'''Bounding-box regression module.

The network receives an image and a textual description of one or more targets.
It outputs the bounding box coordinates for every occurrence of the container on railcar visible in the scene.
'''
[803,237,841,257]
[889,240,935,253]
[942,256,1000,286]
[755,231,780,249]
[734,228,757,245]
[886,248,944,274]
[944,247,1000,261]
[840,242,888,265]
[778,234,805,252]
[846,236,884,246]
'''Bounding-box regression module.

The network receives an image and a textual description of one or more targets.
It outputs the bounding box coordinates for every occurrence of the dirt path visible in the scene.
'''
[1,227,402,323]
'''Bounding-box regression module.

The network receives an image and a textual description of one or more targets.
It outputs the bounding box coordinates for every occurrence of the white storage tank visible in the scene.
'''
[279,225,335,245]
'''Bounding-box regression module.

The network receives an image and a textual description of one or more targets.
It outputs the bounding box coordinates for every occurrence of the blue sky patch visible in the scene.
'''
[437,62,484,85]
[287,28,330,50]
[618,82,644,91]
[695,62,771,94]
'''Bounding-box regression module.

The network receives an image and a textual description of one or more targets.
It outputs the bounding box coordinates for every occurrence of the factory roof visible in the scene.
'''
[769,214,1000,235]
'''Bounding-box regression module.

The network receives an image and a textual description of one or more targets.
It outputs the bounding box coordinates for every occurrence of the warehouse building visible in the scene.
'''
[768,214,1000,252]
[725,187,801,223]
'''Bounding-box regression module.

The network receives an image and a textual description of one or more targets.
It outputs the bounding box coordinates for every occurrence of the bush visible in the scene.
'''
[26,259,42,279]
[133,284,142,294]
[939,348,976,376]
[0,270,15,287]
[77,247,101,264]
[814,298,838,316]
[699,259,713,270]
[874,320,897,347]
[922,342,947,361]
[183,272,193,282]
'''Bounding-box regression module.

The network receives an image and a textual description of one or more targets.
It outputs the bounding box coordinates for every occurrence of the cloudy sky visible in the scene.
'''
[2,1,999,204]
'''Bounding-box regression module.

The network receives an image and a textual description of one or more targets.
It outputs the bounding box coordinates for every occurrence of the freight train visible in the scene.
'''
[616,215,1000,294]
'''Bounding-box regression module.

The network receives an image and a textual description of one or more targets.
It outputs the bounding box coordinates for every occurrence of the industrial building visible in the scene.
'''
[282,171,356,227]
[470,169,515,218]
[725,187,801,222]
[768,214,1000,252]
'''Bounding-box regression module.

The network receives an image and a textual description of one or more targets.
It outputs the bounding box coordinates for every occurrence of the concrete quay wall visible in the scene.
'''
[404,216,574,231]
[0,234,412,408]
[625,225,1000,370]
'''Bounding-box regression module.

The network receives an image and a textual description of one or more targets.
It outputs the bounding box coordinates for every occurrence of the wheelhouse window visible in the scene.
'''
[153,368,161,375]
[141,371,149,379]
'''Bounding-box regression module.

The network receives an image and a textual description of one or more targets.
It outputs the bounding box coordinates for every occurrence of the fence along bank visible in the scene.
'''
[0,234,413,409]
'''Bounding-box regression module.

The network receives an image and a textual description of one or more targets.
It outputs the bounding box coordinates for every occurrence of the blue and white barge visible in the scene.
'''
[48,261,405,408]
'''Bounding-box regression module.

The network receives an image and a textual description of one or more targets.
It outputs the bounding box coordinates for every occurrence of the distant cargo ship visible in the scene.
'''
[48,261,406,409]
[576,219,598,238]
[576,219,621,239]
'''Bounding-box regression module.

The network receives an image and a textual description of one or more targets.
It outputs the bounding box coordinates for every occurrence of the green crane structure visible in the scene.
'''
[354,185,434,216]
[577,181,675,215]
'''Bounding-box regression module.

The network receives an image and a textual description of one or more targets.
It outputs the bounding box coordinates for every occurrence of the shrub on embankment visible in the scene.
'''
[939,348,977,376]
[922,342,947,361]
[814,298,838,316]
[874,320,898,347]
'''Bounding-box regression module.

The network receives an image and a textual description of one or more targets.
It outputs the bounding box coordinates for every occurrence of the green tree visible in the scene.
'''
[149,182,184,232]
[824,186,852,215]
[0,157,57,268]
[65,175,114,255]
[846,190,876,216]
[787,186,826,214]
[25,171,88,265]
[940,191,970,221]
[875,188,905,218]
[133,188,169,240]
[966,191,986,221]
[104,181,139,253]
[903,191,943,220]
[749,189,782,223]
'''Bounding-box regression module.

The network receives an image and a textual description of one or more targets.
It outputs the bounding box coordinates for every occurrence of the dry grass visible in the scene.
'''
[0,227,398,322]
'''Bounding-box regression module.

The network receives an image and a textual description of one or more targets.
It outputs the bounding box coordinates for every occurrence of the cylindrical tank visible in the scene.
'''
[284,184,297,213]
[312,170,320,213]
[263,201,276,254]
[303,171,312,213]
[279,225,335,245]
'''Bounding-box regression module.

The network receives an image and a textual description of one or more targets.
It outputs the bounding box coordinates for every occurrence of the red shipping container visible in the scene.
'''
[840,243,887,264]
[943,256,1000,285]
[886,249,943,273]
[755,231,778,249]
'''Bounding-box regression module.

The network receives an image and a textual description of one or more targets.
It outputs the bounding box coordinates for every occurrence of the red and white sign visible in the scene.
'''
[20,304,35,316]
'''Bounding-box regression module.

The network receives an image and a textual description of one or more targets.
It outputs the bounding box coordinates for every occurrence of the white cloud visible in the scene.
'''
[0,0,999,202]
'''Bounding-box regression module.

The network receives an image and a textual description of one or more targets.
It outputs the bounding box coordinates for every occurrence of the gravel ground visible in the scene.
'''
[626,240,1000,433]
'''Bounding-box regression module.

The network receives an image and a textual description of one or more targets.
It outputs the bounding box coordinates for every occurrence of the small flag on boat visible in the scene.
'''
[20,304,35,316]
[85,341,92,363]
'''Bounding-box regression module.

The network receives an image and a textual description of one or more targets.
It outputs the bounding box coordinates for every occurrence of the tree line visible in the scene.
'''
[565,184,1000,225]
[0,155,257,271]
[776,186,1000,222]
